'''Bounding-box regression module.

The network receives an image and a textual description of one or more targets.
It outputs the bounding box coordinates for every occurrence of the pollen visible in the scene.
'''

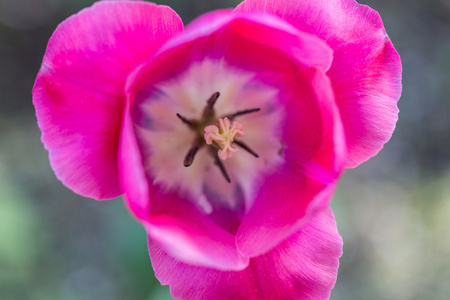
[204,117,245,160]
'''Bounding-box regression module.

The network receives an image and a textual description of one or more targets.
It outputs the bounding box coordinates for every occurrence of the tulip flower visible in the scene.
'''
[33,0,401,299]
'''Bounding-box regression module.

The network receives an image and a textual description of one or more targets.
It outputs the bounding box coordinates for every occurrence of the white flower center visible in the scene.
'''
[135,59,285,213]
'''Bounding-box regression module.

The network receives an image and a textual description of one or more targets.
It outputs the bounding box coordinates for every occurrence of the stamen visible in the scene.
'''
[184,142,201,167]
[233,140,259,158]
[214,154,231,183]
[176,113,194,127]
[204,118,244,160]
[202,92,220,118]
[224,108,261,121]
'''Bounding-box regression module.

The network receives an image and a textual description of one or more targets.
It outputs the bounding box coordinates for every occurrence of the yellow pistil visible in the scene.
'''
[204,117,245,160]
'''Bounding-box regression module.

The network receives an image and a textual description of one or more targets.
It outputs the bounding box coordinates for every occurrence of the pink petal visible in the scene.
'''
[32,1,183,199]
[171,9,333,72]
[119,102,151,222]
[237,68,345,257]
[126,10,333,93]
[146,186,249,271]
[149,208,342,300]
[236,0,402,168]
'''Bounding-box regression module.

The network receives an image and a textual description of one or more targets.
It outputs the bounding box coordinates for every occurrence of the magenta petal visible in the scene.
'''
[127,9,333,92]
[236,0,402,168]
[119,102,151,222]
[328,37,401,168]
[177,9,333,72]
[146,189,249,271]
[32,1,183,199]
[149,208,342,300]
[236,68,345,257]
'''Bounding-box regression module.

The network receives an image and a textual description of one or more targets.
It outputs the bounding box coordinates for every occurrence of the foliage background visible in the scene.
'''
[1,0,449,299]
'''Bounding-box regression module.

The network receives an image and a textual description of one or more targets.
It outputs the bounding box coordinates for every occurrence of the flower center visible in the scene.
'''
[134,59,285,212]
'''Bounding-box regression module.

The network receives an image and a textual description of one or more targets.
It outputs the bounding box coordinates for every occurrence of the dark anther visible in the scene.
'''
[176,113,194,127]
[278,140,285,156]
[224,108,261,121]
[214,154,231,183]
[233,140,259,158]
[202,92,220,118]
[184,143,201,167]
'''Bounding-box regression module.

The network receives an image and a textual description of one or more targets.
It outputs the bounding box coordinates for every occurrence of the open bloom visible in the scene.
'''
[33,0,401,299]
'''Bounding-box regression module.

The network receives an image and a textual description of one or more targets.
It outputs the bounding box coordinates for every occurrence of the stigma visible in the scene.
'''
[204,118,245,160]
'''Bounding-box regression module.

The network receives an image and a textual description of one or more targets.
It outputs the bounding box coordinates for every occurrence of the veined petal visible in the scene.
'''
[33,1,183,199]
[237,68,345,257]
[328,37,401,168]
[149,208,342,300]
[236,0,402,168]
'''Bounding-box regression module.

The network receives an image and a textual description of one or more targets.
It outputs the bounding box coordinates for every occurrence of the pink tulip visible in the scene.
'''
[33,0,401,299]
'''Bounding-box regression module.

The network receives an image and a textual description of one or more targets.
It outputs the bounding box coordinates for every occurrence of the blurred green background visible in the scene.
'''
[1,0,449,299]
